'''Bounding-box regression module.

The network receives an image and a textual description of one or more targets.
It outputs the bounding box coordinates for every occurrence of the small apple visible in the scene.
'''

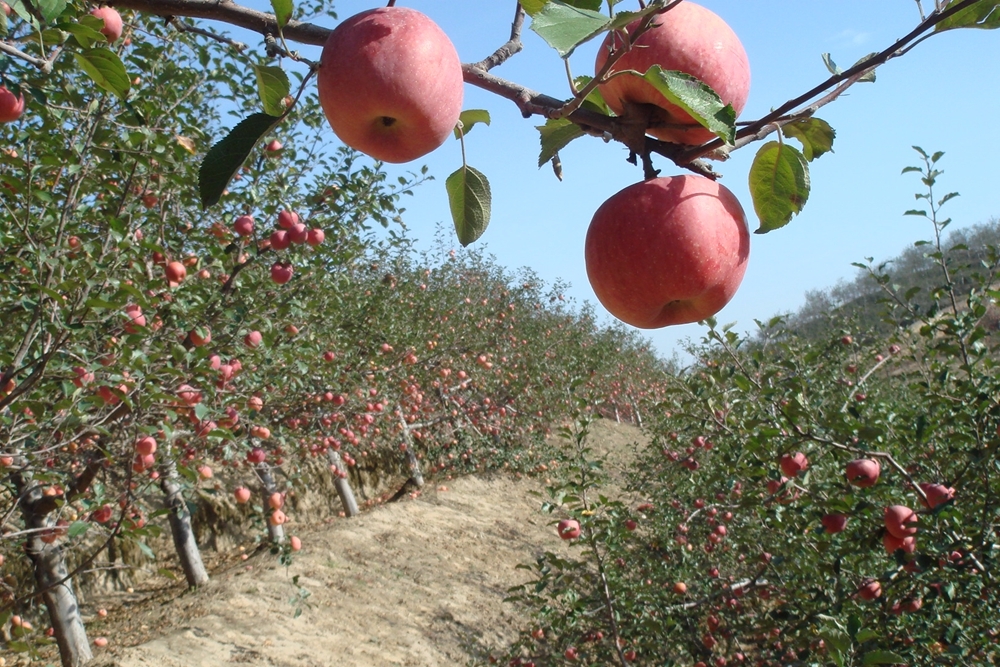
[269,229,291,250]
[247,447,267,464]
[821,513,848,534]
[290,535,302,551]
[165,261,186,284]
[858,579,881,600]
[846,458,880,488]
[564,647,579,661]
[269,509,286,526]
[557,518,580,540]
[306,229,325,246]
[584,175,749,328]
[884,505,918,539]
[918,482,955,509]
[189,327,211,347]
[0,85,25,123]
[673,581,687,594]
[244,331,263,348]
[270,262,294,285]
[595,2,749,145]
[883,532,916,554]
[268,492,284,510]
[135,436,156,456]
[317,7,464,163]
[234,215,254,237]
[265,139,283,154]
[288,222,308,245]
[91,504,113,523]
[94,636,109,648]
[779,452,808,477]
[90,6,123,42]
[234,487,252,504]
[277,210,299,229]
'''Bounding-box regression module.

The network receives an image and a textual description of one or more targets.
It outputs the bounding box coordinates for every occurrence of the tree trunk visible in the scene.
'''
[160,460,209,587]
[15,476,92,667]
[630,399,643,428]
[326,449,359,517]
[255,462,284,544]
[405,447,425,489]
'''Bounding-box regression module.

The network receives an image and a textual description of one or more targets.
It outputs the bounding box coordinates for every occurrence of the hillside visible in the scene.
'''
[56,421,646,667]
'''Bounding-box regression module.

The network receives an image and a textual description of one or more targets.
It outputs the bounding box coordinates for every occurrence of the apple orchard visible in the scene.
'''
[0,1,999,666]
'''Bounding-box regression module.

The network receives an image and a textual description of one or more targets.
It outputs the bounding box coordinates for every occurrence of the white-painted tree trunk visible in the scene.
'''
[255,462,284,544]
[326,449,359,517]
[160,459,209,587]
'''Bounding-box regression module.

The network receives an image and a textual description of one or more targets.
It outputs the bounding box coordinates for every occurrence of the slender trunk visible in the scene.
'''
[326,449,359,517]
[15,475,92,667]
[255,462,284,544]
[630,399,643,428]
[614,404,621,423]
[397,409,424,489]
[405,447,425,489]
[160,460,209,587]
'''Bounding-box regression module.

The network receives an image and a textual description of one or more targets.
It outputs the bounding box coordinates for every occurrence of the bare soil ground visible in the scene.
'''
[66,420,646,667]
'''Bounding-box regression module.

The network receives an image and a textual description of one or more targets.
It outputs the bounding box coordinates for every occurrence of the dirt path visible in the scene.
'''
[80,420,645,667]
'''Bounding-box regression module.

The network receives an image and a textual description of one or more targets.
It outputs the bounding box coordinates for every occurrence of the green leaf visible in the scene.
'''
[862,651,906,664]
[573,75,610,114]
[199,113,280,208]
[523,0,602,16]
[453,109,491,139]
[639,65,736,144]
[7,1,38,28]
[252,64,290,117]
[36,0,67,23]
[270,0,293,28]
[781,117,836,161]
[157,567,179,580]
[446,165,492,246]
[537,118,585,167]
[856,627,879,643]
[60,18,107,49]
[609,5,668,30]
[748,141,810,233]
[936,0,1000,30]
[530,0,610,58]
[136,540,156,560]
[67,521,90,538]
[822,52,876,82]
[73,48,131,100]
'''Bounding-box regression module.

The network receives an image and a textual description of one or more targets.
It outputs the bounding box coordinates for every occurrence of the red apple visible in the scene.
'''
[595,2,749,145]
[846,458,880,488]
[233,215,254,237]
[918,482,955,509]
[197,465,213,479]
[557,518,580,540]
[135,436,156,456]
[268,492,284,510]
[189,327,211,347]
[290,535,302,551]
[269,509,286,526]
[270,262,294,285]
[584,175,749,328]
[234,487,252,504]
[673,581,687,594]
[265,139,283,153]
[779,452,808,477]
[91,504,113,523]
[884,505,918,539]
[165,261,187,284]
[821,513,848,534]
[306,228,325,246]
[91,6,123,42]
[247,447,267,464]
[288,222,308,245]
[858,579,881,600]
[0,85,25,123]
[244,331,263,348]
[883,532,916,555]
[317,7,464,163]
[269,229,291,250]
[277,210,299,229]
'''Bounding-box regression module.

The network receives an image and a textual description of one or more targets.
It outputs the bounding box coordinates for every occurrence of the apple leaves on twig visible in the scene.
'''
[537,118,585,168]
[935,0,1000,30]
[639,66,737,144]
[199,113,280,208]
[446,165,492,247]
[73,49,130,100]
[252,64,290,117]
[780,117,836,161]
[529,1,609,58]
[453,109,491,139]
[822,53,877,83]
[748,141,810,234]
[270,0,293,29]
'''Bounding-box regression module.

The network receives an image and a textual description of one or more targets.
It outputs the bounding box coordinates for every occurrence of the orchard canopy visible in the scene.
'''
[0,2,999,667]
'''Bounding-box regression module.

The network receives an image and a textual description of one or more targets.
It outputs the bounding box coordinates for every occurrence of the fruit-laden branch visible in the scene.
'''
[107,0,983,175]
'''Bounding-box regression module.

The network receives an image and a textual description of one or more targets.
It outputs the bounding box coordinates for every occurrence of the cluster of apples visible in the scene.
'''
[0,5,124,123]
[316,3,751,329]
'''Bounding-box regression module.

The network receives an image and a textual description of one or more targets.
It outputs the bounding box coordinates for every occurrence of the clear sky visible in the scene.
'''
[239,1,1000,359]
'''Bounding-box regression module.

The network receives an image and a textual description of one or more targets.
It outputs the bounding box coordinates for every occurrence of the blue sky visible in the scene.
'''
[240,1,1000,359]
